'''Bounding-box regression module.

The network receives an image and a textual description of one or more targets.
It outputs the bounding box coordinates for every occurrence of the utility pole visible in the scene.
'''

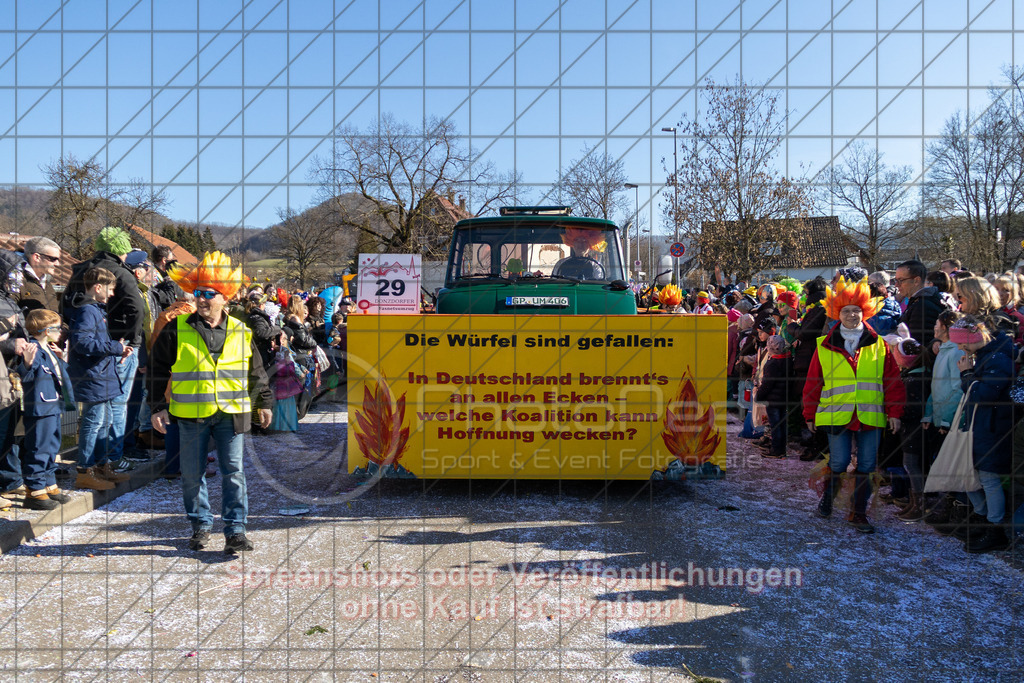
[624,183,638,280]
[662,126,679,285]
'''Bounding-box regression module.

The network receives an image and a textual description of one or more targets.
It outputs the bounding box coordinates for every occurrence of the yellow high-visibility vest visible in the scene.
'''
[814,334,887,428]
[169,314,252,418]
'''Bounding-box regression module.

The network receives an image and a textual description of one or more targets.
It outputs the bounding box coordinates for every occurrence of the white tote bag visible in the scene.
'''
[925,384,981,493]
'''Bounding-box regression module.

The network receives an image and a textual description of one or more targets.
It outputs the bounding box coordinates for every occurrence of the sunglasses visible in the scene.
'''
[39,253,60,263]
[43,326,60,332]
[193,290,220,300]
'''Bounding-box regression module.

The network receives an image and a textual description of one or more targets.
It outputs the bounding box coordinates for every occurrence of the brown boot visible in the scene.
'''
[76,467,115,490]
[24,490,59,511]
[95,463,130,484]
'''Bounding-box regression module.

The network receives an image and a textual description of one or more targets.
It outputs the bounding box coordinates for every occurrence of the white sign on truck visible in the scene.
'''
[355,253,422,314]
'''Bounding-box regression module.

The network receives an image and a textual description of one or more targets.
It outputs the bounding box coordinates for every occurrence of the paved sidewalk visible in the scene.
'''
[1,406,1022,681]
[0,452,168,554]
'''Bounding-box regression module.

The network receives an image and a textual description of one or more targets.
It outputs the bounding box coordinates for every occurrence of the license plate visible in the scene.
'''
[505,296,570,307]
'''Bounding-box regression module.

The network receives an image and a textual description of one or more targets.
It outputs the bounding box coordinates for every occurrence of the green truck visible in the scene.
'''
[435,206,637,315]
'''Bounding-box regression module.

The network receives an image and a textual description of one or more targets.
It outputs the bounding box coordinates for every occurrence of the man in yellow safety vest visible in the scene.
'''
[149,252,273,555]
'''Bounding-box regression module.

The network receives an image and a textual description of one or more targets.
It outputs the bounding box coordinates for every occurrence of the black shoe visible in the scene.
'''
[952,513,988,542]
[188,529,211,551]
[761,451,786,459]
[965,525,1011,553]
[847,513,875,534]
[224,533,254,555]
[161,472,181,480]
[799,449,818,461]
[45,489,72,504]
[111,460,135,473]
[817,492,833,518]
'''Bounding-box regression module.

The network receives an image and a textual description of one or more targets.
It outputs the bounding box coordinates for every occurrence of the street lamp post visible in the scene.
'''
[643,228,653,281]
[662,126,679,285]
[624,183,639,280]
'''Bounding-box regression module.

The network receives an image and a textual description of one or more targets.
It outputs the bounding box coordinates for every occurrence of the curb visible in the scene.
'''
[0,456,167,555]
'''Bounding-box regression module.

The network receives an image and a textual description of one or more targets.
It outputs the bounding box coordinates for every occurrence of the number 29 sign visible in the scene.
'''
[355,253,422,315]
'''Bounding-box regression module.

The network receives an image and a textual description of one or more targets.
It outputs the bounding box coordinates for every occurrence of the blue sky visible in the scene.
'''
[2,0,1022,239]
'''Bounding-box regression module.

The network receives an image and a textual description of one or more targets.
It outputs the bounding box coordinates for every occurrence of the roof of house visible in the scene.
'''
[0,235,80,287]
[432,193,474,223]
[700,215,851,269]
[772,215,850,268]
[128,225,198,266]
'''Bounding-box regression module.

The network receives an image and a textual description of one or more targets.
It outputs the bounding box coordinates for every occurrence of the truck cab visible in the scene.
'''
[435,206,637,315]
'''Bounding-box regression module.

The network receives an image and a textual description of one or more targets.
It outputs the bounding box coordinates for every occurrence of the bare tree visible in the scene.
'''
[103,178,168,232]
[925,89,1024,272]
[267,205,349,289]
[43,154,108,258]
[309,114,521,259]
[664,80,812,282]
[552,144,630,220]
[820,142,914,271]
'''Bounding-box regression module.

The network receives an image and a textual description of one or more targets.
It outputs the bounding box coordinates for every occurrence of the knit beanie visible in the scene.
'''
[93,226,132,256]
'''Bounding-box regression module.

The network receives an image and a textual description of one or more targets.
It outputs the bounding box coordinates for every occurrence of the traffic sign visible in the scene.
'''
[634,259,642,267]
[670,242,686,257]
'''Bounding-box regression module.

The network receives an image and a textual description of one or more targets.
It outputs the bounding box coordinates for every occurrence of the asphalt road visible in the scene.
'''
[1,404,1022,682]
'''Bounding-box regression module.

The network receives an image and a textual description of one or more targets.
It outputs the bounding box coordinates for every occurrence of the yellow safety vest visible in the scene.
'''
[814,335,887,428]
[169,315,252,418]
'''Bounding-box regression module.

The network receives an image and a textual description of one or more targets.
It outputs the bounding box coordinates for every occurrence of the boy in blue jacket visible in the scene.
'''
[18,309,73,510]
[68,267,134,491]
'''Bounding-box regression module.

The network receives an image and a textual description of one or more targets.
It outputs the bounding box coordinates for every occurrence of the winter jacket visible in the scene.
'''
[148,311,273,434]
[246,307,284,368]
[802,321,906,428]
[899,285,945,349]
[960,332,1015,474]
[63,251,145,347]
[988,308,1020,342]
[284,317,317,352]
[18,340,73,417]
[66,298,125,403]
[755,354,793,407]
[866,296,902,336]
[151,271,182,310]
[791,304,828,377]
[923,340,964,429]
[16,263,60,314]
[1001,305,1024,345]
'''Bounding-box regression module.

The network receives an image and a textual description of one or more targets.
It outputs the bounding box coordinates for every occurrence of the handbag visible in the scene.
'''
[925,383,981,493]
[314,345,330,372]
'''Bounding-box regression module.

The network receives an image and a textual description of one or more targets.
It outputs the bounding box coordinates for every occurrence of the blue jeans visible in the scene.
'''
[826,427,881,474]
[967,470,1005,524]
[178,413,248,536]
[766,406,787,456]
[0,404,21,490]
[122,364,146,449]
[108,350,139,462]
[78,400,113,468]
[22,414,60,492]
[163,421,180,475]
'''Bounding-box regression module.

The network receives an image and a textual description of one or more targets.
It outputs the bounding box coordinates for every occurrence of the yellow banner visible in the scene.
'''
[347,315,727,480]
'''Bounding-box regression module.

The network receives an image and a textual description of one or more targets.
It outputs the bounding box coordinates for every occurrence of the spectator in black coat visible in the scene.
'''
[756,334,792,458]
[283,297,317,353]
[245,296,285,370]
[895,259,945,349]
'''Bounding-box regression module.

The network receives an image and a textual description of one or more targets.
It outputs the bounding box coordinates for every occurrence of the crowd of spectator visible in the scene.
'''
[721,258,1023,551]
[0,228,354,514]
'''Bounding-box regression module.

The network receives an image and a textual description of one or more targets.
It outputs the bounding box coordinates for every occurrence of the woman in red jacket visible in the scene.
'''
[803,277,906,533]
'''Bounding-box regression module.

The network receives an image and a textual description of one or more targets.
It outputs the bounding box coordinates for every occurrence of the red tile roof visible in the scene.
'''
[128,225,199,266]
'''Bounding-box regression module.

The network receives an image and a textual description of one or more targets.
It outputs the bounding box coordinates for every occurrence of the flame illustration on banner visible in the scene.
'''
[352,375,410,468]
[661,369,722,467]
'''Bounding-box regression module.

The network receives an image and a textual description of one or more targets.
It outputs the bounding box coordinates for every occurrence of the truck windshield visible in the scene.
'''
[448,224,624,284]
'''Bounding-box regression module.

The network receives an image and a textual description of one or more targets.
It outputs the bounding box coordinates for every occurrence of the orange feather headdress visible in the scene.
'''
[824,276,882,319]
[167,251,244,299]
